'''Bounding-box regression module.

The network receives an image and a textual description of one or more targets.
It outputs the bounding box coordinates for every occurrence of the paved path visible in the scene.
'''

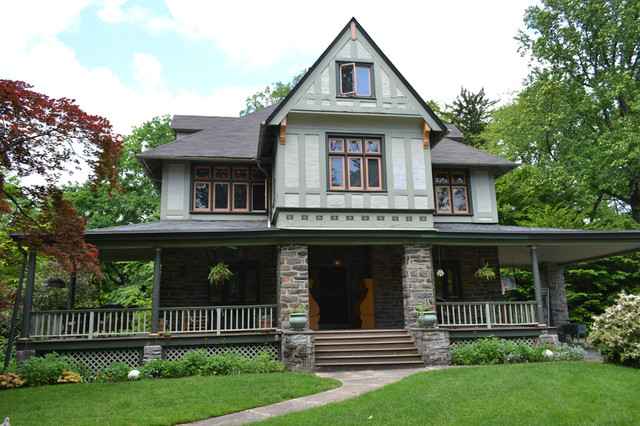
[186,367,438,425]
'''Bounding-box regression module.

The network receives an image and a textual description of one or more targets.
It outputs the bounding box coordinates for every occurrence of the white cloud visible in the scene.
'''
[132,52,166,91]
[96,0,128,24]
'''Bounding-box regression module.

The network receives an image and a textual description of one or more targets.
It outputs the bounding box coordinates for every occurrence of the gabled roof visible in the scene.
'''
[137,104,279,190]
[259,17,449,157]
[431,137,519,178]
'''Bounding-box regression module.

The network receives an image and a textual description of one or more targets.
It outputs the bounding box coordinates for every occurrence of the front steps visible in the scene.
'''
[314,329,424,371]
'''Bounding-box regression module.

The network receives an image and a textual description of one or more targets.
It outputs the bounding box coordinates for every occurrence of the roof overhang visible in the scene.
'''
[85,221,640,266]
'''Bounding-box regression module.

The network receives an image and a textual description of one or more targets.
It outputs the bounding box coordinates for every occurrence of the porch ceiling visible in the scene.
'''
[85,220,640,266]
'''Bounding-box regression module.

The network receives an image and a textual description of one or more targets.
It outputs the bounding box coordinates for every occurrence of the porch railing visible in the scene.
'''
[436,301,538,329]
[29,305,278,339]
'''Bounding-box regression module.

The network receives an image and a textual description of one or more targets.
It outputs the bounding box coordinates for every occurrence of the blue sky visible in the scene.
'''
[1,0,536,136]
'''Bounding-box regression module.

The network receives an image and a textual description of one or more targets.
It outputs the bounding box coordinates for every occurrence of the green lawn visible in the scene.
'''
[0,373,340,425]
[261,362,640,425]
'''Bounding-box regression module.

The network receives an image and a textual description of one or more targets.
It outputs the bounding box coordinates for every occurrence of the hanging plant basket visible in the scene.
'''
[474,262,497,281]
[208,261,233,286]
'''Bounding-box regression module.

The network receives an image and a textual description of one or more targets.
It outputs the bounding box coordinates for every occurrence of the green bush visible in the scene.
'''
[19,353,88,386]
[451,337,585,365]
[139,359,168,379]
[95,362,131,382]
[252,350,285,373]
[588,292,640,367]
[180,349,210,376]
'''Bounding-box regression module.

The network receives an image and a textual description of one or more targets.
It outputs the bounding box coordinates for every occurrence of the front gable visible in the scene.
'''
[265,18,446,141]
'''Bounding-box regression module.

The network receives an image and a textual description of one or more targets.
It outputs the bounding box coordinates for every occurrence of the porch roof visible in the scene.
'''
[85,220,640,266]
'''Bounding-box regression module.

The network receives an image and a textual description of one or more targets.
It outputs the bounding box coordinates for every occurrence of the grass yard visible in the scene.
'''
[0,373,340,425]
[261,362,640,425]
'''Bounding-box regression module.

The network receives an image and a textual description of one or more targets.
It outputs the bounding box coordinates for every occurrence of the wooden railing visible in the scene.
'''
[436,301,538,329]
[29,305,278,339]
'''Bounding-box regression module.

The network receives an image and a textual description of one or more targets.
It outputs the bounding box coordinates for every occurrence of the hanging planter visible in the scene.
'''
[208,261,233,286]
[474,262,497,281]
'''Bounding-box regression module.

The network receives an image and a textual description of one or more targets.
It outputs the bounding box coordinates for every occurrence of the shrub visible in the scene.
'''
[95,362,131,382]
[19,353,88,386]
[0,372,26,389]
[181,349,210,376]
[252,350,285,373]
[451,337,586,365]
[588,292,640,367]
[139,359,168,379]
[57,370,83,384]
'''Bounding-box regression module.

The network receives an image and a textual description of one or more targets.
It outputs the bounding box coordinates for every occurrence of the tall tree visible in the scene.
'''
[239,70,306,116]
[512,0,640,222]
[445,86,498,148]
[0,80,122,274]
[65,115,173,229]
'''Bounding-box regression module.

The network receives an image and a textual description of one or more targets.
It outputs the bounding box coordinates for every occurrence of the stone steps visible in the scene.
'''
[314,329,424,371]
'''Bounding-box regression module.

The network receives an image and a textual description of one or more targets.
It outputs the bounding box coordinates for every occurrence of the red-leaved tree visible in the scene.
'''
[0,79,123,276]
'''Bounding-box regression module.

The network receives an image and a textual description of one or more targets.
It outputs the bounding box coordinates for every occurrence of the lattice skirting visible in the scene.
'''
[58,349,141,371]
[54,343,279,371]
[450,337,539,348]
[165,343,278,361]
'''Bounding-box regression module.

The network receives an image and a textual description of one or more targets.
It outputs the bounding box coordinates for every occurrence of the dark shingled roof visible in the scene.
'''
[140,104,279,161]
[431,138,519,178]
[87,220,275,235]
[444,124,464,140]
[170,115,235,133]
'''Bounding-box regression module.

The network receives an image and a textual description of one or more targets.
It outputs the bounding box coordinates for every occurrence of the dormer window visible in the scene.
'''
[338,62,373,97]
[434,169,470,214]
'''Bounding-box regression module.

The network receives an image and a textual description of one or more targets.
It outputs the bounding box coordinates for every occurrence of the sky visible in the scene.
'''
[1,0,537,136]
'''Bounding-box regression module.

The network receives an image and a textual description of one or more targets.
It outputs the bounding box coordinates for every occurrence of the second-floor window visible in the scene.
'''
[328,136,383,191]
[434,169,470,214]
[192,165,267,213]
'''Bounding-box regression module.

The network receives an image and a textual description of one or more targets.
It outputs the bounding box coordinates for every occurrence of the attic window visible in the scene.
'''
[338,62,373,97]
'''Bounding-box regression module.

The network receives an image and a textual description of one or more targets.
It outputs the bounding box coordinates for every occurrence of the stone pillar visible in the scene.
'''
[279,244,309,330]
[402,244,435,329]
[141,345,163,365]
[281,330,315,372]
[539,262,570,327]
[409,329,451,366]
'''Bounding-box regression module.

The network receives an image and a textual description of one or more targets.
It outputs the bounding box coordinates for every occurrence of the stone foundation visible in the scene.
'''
[281,331,315,372]
[402,244,435,328]
[142,345,163,364]
[409,328,451,365]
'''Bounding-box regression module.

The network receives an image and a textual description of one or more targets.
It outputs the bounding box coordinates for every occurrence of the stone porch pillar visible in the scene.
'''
[278,244,309,329]
[402,244,435,329]
[539,262,570,327]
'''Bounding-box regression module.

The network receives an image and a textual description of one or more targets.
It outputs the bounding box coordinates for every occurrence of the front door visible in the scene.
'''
[314,267,350,328]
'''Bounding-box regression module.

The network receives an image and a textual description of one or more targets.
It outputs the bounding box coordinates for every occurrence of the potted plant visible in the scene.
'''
[417,304,437,327]
[208,261,233,286]
[288,304,308,331]
[163,326,171,340]
[474,262,497,281]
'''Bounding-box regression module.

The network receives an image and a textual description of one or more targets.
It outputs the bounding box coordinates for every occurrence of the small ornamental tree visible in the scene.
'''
[588,292,640,367]
[0,80,123,276]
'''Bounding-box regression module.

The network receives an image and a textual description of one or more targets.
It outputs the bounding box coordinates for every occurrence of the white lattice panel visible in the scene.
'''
[450,337,538,348]
[166,344,278,362]
[62,349,140,371]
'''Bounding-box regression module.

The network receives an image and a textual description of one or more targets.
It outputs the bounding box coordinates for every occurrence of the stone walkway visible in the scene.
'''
[185,367,438,425]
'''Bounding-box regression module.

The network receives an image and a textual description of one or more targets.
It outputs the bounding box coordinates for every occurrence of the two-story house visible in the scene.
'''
[18,18,640,371]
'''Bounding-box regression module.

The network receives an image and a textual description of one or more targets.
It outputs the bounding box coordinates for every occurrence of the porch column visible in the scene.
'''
[539,262,570,326]
[402,244,435,329]
[278,244,309,329]
[20,251,37,339]
[529,246,546,325]
[150,247,162,334]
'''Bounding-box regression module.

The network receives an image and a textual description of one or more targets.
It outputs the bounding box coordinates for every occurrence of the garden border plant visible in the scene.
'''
[451,336,586,365]
[0,348,284,389]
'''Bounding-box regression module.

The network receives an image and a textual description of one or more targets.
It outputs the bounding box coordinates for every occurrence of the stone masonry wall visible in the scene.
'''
[402,244,435,328]
[540,262,570,327]
[279,244,309,330]
[160,246,277,306]
[373,245,404,328]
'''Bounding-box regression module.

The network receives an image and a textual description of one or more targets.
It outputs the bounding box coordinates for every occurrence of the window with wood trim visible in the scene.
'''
[192,165,268,213]
[338,62,373,97]
[434,169,470,214]
[435,261,462,300]
[328,136,383,191]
